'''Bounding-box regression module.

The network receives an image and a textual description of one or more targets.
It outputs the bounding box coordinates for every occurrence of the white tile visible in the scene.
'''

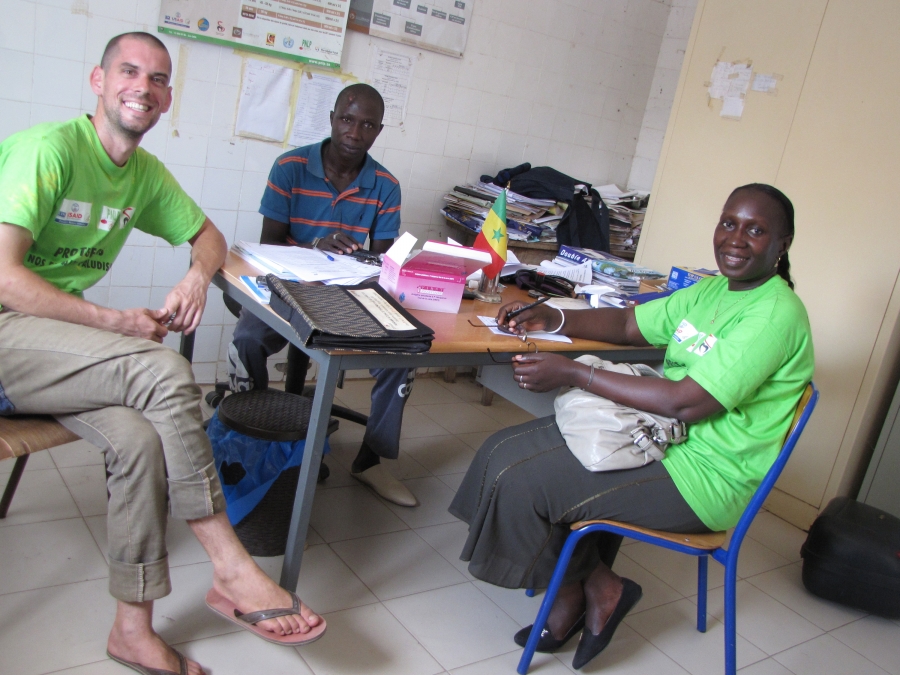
[84,15,135,65]
[409,152,444,189]
[59,464,109,517]
[623,541,725,597]
[0,97,32,141]
[167,164,205,204]
[747,510,808,563]
[745,562,865,631]
[49,660,128,675]
[109,245,155,287]
[0,49,33,103]
[182,629,314,674]
[165,130,209,168]
[309,484,408,543]
[704,580,823,655]
[151,245,191,288]
[409,378,465,405]
[34,4,87,60]
[737,658,797,675]
[625,598,767,675]
[385,582,522,670]
[299,602,443,675]
[0,518,108,594]
[421,81,455,121]
[471,579,543,627]
[456,430,495,450]
[381,476,459,529]
[0,0,35,53]
[613,551,685,612]
[831,615,900,675]
[400,406,453,439]
[32,54,84,109]
[402,434,477,475]
[176,79,217,126]
[450,649,571,675]
[200,167,243,211]
[293,543,379,613]
[0,449,55,476]
[49,438,105,468]
[443,121,476,160]
[416,520,475,580]
[438,472,466,492]
[0,578,115,675]
[417,402,505,434]
[557,622,691,675]
[470,127,502,164]
[332,529,466,600]
[734,536,792,579]
[774,634,890,675]
[0,467,81,527]
[449,87,482,125]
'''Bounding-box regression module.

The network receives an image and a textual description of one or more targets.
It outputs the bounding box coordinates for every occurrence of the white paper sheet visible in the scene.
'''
[367,47,413,127]
[476,316,573,344]
[751,73,780,93]
[233,242,380,283]
[720,96,745,119]
[289,71,347,148]
[235,59,295,142]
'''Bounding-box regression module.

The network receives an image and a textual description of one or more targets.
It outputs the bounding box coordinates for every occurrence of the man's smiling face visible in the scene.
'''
[91,36,173,139]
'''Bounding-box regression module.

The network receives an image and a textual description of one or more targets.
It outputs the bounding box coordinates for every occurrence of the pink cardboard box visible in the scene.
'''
[378,237,490,314]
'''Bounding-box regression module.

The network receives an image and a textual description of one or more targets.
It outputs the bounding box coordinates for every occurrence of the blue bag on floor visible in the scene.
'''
[206,410,329,525]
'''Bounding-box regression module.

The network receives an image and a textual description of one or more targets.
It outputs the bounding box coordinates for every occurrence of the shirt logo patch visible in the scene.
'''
[673,319,698,344]
[98,206,121,232]
[55,199,92,227]
[117,207,135,229]
[686,333,717,355]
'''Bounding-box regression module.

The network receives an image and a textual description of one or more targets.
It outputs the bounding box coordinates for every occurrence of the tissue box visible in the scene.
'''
[378,238,491,314]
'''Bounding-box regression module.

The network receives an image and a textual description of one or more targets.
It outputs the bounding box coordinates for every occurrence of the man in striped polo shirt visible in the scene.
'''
[227,84,418,507]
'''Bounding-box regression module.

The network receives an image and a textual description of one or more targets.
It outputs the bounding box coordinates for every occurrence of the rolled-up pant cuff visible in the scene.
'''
[109,555,172,602]
[168,460,227,519]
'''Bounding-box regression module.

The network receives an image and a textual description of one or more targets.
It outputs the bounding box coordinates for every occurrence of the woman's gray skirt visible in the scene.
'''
[448,416,709,590]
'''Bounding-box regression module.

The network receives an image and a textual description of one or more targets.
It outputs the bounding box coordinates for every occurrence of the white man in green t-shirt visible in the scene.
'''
[0,33,324,675]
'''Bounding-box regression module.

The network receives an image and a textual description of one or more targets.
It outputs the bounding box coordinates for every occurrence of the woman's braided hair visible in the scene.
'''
[729,183,795,290]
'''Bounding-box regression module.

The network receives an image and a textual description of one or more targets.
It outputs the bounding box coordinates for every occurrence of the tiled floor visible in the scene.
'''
[2,374,898,675]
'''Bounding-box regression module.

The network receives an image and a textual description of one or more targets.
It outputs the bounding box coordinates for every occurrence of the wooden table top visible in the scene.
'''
[219,251,644,356]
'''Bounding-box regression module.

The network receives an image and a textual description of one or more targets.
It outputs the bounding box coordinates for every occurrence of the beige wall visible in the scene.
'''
[638,0,900,527]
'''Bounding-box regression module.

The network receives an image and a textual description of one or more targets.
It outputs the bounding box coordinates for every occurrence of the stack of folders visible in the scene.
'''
[266,275,434,354]
[440,182,560,242]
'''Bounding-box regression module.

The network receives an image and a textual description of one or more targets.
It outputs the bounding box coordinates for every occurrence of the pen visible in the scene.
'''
[317,249,335,262]
[505,295,550,320]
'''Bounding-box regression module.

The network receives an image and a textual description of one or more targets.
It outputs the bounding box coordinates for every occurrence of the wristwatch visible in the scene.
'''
[311,237,322,249]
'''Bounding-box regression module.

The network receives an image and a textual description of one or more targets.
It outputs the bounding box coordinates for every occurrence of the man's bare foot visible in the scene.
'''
[213,560,322,637]
[108,618,204,675]
[546,580,587,640]
[583,563,624,635]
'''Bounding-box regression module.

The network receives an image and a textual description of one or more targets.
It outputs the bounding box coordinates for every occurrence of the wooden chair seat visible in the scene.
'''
[0,415,79,461]
[570,519,727,550]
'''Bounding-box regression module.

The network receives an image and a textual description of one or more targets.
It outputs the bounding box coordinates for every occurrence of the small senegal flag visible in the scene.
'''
[474,188,507,277]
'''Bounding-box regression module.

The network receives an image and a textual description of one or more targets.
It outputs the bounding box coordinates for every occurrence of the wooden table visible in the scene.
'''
[214,252,662,590]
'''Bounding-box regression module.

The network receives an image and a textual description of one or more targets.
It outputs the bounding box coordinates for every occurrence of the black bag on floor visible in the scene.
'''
[800,497,900,617]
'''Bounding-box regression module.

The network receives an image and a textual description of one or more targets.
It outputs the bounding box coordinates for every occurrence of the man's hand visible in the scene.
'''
[317,232,359,255]
[160,273,208,334]
[114,308,171,342]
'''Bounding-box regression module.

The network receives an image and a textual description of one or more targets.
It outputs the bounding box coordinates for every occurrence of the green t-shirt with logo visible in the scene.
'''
[634,274,814,531]
[0,115,204,298]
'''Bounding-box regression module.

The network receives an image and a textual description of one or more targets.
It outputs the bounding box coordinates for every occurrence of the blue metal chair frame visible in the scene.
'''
[517,383,818,675]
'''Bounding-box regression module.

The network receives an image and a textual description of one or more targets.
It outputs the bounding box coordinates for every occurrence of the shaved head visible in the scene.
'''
[100,32,171,74]
[334,83,385,121]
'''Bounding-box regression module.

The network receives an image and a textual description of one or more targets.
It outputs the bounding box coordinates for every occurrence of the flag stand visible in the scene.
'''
[475,272,503,303]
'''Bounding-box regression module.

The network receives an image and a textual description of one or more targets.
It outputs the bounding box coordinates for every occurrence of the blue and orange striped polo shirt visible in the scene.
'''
[259,140,401,246]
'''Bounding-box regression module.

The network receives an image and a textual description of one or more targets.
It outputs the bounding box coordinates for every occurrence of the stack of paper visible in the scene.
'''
[597,185,650,261]
[232,242,381,286]
[440,183,561,243]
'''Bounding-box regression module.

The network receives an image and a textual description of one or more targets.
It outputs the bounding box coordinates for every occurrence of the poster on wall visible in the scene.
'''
[158,0,351,68]
[348,0,472,58]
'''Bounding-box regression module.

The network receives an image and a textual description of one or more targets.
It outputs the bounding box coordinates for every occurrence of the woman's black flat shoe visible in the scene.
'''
[572,578,643,670]
[514,613,585,652]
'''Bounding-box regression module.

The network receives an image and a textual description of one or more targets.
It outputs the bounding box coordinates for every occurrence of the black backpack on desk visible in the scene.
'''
[800,497,900,617]
[485,165,610,253]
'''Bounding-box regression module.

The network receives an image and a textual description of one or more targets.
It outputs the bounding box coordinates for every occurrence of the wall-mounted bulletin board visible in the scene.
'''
[158,0,351,68]
[347,0,472,57]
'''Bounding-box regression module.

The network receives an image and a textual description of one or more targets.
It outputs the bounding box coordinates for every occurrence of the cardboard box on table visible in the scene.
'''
[378,233,491,313]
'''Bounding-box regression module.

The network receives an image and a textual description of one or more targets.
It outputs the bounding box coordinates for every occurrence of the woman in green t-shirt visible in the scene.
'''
[448,184,814,671]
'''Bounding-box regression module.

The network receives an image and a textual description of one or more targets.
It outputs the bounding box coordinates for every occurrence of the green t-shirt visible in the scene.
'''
[634,274,814,531]
[0,115,204,298]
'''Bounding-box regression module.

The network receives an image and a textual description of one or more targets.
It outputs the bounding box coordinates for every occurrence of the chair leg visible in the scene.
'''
[0,455,30,518]
[696,555,708,632]
[517,530,586,675]
[723,563,738,675]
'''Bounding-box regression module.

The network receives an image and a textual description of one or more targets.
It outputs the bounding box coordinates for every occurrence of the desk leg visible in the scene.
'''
[279,355,340,590]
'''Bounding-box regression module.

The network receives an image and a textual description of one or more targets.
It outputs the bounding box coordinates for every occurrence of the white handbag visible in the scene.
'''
[554,356,688,472]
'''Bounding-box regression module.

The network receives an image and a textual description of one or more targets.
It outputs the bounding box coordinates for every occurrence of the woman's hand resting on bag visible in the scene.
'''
[511,353,581,392]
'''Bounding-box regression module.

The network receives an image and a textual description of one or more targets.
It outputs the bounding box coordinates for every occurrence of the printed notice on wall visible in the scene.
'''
[158,0,351,68]
[235,59,295,141]
[289,72,348,147]
[367,47,414,126]
[367,0,473,57]
[707,60,753,120]
[751,73,781,94]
